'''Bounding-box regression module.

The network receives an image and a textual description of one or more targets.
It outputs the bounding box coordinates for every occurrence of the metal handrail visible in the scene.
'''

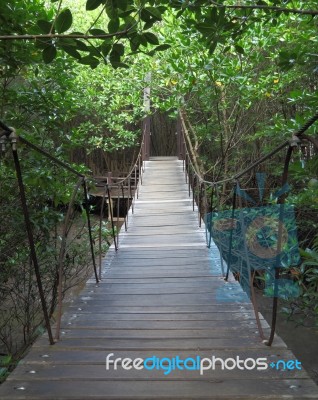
[179,110,318,188]
[179,110,318,346]
[0,119,147,344]
[96,126,146,251]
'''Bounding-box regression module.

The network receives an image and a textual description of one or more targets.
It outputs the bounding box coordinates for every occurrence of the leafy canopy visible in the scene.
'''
[1,0,317,68]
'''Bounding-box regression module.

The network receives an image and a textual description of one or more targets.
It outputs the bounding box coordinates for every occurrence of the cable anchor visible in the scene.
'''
[9,128,18,151]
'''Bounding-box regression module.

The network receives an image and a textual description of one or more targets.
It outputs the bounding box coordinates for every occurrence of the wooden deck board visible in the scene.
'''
[0,157,317,399]
[19,348,302,365]
[7,363,309,380]
[1,379,317,399]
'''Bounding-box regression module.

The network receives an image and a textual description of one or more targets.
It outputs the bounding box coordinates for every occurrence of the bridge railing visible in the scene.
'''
[0,121,146,346]
[178,110,318,346]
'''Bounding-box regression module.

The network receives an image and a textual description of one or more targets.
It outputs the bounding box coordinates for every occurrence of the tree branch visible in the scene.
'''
[0,31,129,41]
[179,109,205,177]
[50,0,63,35]
[301,134,318,150]
[209,1,318,16]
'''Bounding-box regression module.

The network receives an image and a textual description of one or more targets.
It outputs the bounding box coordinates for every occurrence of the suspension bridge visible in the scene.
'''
[0,115,318,398]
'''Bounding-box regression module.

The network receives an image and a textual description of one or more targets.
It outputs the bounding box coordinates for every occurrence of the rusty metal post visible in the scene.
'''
[99,184,107,280]
[188,164,191,197]
[121,183,127,232]
[177,117,184,160]
[11,134,54,345]
[198,181,204,227]
[139,156,142,185]
[83,180,99,284]
[106,183,117,251]
[142,116,151,161]
[192,174,195,212]
[142,72,151,161]
[185,153,188,184]
[129,176,134,214]
[116,188,120,248]
[107,172,113,221]
[134,166,138,200]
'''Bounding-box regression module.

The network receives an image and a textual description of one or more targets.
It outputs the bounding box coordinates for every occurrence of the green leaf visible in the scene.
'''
[35,38,52,49]
[86,0,104,11]
[108,18,120,33]
[122,16,137,32]
[60,44,81,60]
[75,39,90,52]
[110,61,129,69]
[119,7,135,17]
[143,20,156,30]
[37,20,53,34]
[157,6,167,14]
[208,7,218,23]
[235,44,244,54]
[89,28,107,35]
[106,2,118,19]
[87,45,101,57]
[58,38,77,47]
[55,8,72,33]
[42,45,57,63]
[130,42,139,52]
[196,23,215,34]
[116,0,128,11]
[112,43,125,56]
[129,33,141,51]
[144,32,159,45]
[109,50,120,62]
[79,55,99,67]
[145,6,162,21]
[176,9,185,18]
[153,44,170,52]
[209,40,218,54]
[140,9,152,22]
[138,34,148,47]
[218,5,225,23]
[101,42,112,56]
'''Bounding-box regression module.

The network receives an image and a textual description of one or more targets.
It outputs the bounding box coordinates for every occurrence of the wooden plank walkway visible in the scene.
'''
[0,156,317,399]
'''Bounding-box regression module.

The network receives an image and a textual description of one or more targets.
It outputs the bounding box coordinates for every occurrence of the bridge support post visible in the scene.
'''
[142,116,150,161]
[142,73,151,161]
[177,117,184,160]
[107,172,113,221]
